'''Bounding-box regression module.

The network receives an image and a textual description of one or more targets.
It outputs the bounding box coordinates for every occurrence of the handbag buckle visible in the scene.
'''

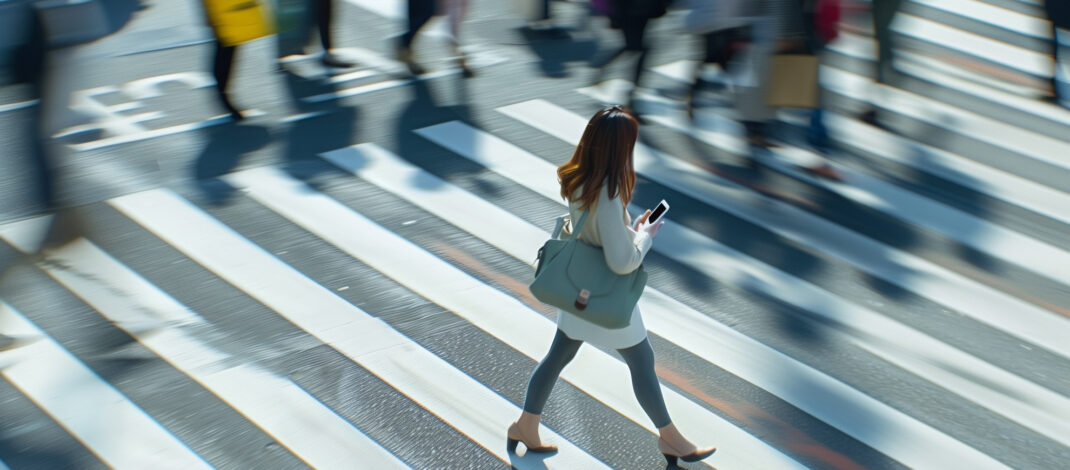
[574,289,590,311]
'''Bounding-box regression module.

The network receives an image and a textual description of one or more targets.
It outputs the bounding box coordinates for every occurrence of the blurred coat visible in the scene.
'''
[610,0,669,19]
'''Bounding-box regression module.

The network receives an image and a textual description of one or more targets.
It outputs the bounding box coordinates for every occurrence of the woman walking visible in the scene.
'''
[508,106,717,467]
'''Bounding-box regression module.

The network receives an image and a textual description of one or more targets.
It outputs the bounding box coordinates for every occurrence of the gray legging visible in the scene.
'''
[522,329,671,428]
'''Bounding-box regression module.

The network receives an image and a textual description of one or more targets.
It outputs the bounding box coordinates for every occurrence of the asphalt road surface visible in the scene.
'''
[1,0,1069,469]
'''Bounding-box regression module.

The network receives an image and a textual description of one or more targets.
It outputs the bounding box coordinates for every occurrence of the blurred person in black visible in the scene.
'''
[311,0,356,68]
[14,8,56,214]
[397,0,473,77]
[681,0,747,120]
[202,4,244,121]
[1045,0,1068,105]
[859,0,903,126]
[201,0,276,121]
[590,0,671,116]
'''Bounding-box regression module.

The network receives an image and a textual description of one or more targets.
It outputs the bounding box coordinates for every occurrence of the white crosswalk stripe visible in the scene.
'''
[0,301,212,470]
[320,142,1015,469]
[223,165,805,469]
[108,188,611,469]
[413,117,1070,449]
[588,76,1070,280]
[492,99,1070,360]
[0,224,409,470]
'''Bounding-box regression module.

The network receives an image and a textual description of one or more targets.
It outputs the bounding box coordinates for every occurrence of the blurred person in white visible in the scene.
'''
[507,106,717,467]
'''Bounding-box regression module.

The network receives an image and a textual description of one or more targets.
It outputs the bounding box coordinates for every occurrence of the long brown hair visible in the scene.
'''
[557,106,639,211]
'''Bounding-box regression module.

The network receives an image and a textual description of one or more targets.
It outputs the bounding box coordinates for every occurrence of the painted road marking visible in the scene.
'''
[108,189,609,469]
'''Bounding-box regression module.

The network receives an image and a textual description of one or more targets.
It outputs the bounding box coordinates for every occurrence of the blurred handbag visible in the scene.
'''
[273,0,311,56]
[529,211,647,329]
[765,53,820,108]
[203,0,276,47]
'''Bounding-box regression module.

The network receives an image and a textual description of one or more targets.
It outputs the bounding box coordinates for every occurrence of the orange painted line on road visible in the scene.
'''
[432,241,552,316]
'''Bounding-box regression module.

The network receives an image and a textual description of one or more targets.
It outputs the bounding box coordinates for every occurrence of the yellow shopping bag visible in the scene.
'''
[203,0,276,47]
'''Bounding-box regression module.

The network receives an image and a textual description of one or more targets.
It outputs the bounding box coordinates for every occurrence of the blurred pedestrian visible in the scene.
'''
[872,0,903,85]
[682,0,747,120]
[731,0,809,148]
[799,0,842,180]
[508,106,717,466]
[312,0,356,68]
[201,0,277,120]
[859,0,903,127]
[590,0,671,115]
[15,7,57,212]
[397,0,473,77]
[1045,0,1068,105]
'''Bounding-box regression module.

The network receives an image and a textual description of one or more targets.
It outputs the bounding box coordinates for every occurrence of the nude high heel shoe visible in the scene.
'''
[658,437,716,467]
[506,421,558,454]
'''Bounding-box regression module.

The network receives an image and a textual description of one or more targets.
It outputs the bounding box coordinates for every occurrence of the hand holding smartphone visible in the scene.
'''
[637,199,669,237]
[647,199,669,224]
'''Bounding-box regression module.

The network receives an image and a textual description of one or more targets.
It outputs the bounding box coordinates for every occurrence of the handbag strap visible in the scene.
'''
[568,211,589,242]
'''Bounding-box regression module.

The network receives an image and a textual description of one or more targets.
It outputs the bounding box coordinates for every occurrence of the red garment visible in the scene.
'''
[815,0,841,43]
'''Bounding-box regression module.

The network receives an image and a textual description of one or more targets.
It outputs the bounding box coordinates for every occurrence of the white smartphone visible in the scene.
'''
[647,199,670,224]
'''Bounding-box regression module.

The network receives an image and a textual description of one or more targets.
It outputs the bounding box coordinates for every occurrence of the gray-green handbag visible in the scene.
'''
[529,211,648,329]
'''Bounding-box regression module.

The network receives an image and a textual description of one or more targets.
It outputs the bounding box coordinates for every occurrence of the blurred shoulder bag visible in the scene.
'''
[529,211,647,329]
[765,53,820,108]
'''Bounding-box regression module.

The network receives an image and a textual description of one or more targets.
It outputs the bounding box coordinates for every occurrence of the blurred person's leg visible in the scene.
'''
[398,0,435,75]
[872,0,903,84]
[732,17,778,150]
[687,29,731,120]
[623,15,650,89]
[317,0,355,68]
[860,0,903,128]
[444,0,473,77]
[211,41,242,120]
[25,11,56,211]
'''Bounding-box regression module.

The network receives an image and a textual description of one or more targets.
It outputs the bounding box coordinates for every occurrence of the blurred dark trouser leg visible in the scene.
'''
[1051,21,1061,99]
[808,107,829,151]
[622,15,648,82]
[398,0,434,74]
[316,0,333,51]
[211,40,241,118]
[688,30,729,119]
[537,0,550,21]
[873,0,903,84]
[23,12,55,211]
[401,0,434,48]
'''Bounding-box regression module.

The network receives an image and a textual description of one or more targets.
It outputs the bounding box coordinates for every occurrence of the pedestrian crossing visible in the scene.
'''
[2,1,1070,469]
[3,88,1068,467]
